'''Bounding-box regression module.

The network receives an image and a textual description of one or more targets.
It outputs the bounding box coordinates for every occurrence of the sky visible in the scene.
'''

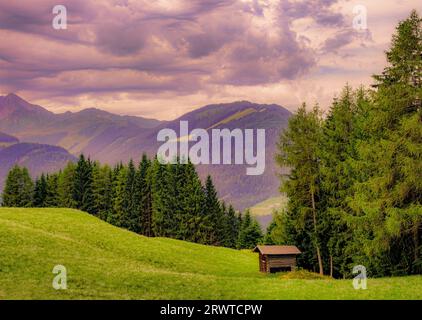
[0,0,420,120]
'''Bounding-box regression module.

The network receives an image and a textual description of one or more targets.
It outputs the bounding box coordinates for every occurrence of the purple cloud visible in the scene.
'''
[0,0,367,103]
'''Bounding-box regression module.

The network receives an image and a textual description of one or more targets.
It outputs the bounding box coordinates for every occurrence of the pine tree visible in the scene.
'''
[350,10,422,276]
[72,154,94,214]
[45,173,60,207]
[203,175,223,245]
[237,210,263,249]
[92,163,113,220]
[222,204,240,248]
[57,162,77,208]
[179,160,205,242]
[135,154,153,236]
[151,157,173,237]
[112,164,128,227]
[276,103,325,274]
[33,174,48,207]
[121,159,137,231]
[1,165,34,207]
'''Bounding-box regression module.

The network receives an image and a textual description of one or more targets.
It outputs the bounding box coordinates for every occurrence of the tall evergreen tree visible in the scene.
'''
[135,154,153,236]
[33,174,47,207]
[72,155,94,214]
[1,165,34,207]
[45,173,60,207]
[350,10,422,276]
[92,163,113,220]
[237,210,263,249]
[121,159,137,231]
[276,103,325,274]
[222,204,240,248]
[203,175,223,245]
[57,162,77,208]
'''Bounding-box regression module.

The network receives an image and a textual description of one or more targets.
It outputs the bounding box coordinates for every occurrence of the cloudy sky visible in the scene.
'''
[0,0,419,120]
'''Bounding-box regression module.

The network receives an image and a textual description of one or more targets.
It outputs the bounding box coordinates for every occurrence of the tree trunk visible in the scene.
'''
[311,187,324,275]
[330,255,333,278]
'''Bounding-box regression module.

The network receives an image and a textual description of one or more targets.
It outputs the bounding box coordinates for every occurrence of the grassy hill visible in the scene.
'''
[0,208,421,300]
[249,195,288,230]
[250,195,288,217]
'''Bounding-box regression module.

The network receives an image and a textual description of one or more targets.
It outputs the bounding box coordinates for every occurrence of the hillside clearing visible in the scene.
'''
[0,208,421,300]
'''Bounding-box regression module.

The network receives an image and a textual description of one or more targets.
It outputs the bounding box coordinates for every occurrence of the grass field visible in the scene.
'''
[249,195,288,216]
[0,208,421,300]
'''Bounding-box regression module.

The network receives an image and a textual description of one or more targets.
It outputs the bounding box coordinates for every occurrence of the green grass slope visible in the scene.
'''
[0,208,421,300]
[250,195,288,216]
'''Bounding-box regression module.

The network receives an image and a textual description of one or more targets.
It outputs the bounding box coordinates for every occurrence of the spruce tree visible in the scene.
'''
[1,165,34,207]
[33,174,48,207]
[72,154,94,214]
[92,163,113,220]
[350,10,422,275]
[276,103,325,274]
[112,164,128,227]
[203,175,223,245]
[45,173,60,207]
[135,154,153,236]
[57,162,77,208]
[121,159,137,231]
[237,210,263,249]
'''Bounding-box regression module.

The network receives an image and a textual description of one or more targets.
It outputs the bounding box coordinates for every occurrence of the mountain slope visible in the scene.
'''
[0,93,162,156]
[0,143,76,191]
[0,131,19,149]
[0,94,54,133]
[106,101,291,209]
[0,95,290,210]
[0,208,420,300]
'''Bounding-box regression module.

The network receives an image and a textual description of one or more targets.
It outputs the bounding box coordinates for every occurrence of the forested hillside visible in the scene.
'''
[1,155,263,250]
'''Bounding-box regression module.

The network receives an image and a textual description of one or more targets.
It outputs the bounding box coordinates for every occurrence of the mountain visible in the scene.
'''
[84,101,291,209]
[0,93,162,156]
[0,94,54,133]
[0,94,290,210]
[0,131,19,149]
[0,142,76,191]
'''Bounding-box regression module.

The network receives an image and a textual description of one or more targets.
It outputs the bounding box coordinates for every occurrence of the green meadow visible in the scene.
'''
[0,208,421,300]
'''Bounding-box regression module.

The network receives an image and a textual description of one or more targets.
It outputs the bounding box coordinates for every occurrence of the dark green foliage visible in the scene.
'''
[92,163,113,220]
[276,103,325,274]
[135,154,153,236]
[57,162,77,208]
[72,154,94,214]
[273,10,422,278]
[33,174,47,207]
[1,165,33,207]
[221,204,240,248]
[237,210,263,249]
[45,173,60,207]
[151,157,174,237]
[203,175,224,245]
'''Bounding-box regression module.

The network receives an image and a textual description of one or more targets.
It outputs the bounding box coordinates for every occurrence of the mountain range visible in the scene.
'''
[0,93,290,211]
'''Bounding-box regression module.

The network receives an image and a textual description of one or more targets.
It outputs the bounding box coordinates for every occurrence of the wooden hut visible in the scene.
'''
[253,245,301,273]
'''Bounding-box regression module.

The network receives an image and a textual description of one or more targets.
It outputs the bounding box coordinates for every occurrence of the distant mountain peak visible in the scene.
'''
[2,93,31,105]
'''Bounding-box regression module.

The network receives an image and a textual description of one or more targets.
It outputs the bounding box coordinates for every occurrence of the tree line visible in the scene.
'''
[1,154,263,249]
[267,11,422,278]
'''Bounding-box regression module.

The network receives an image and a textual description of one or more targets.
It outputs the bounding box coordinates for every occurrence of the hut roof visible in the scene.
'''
[253,245,301,255]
